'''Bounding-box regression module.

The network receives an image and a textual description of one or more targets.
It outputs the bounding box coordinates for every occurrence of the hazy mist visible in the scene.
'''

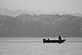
[0,0,82,14]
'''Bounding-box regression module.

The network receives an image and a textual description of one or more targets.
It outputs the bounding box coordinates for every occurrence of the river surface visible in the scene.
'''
[0,37,82,55]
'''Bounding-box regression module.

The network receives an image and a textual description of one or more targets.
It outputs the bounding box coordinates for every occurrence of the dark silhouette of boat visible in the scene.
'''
[43,36,66,44]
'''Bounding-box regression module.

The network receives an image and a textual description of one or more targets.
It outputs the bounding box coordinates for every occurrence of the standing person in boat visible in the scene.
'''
[58,35,62,40]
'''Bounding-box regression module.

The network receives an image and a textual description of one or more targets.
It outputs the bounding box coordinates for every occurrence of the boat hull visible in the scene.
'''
[43,39,65,43]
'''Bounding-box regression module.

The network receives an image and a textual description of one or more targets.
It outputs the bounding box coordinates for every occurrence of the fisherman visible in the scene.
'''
[58,35,62,40]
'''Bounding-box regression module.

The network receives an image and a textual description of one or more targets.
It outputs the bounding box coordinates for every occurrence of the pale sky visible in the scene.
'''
[0,0,82,14]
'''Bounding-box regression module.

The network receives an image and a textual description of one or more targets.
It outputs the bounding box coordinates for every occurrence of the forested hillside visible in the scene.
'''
[0,14,82,37]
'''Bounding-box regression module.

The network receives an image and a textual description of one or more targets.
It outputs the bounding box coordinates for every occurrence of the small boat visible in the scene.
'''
[43,36,66,44]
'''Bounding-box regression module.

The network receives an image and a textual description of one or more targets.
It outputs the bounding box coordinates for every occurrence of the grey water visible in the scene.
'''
[0,37,82,55]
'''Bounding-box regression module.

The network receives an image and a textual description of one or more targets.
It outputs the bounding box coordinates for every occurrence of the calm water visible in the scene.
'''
[0,37,82,55]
